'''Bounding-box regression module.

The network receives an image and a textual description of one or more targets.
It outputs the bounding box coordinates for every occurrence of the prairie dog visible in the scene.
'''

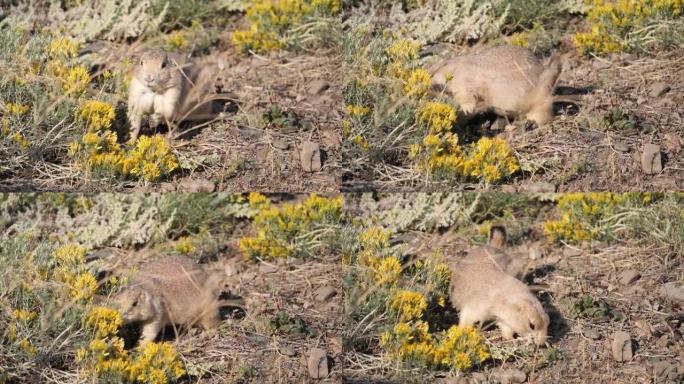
[449,226,549,346]
[127,50,222,141]
[112,255,244,346]
[432,46,562,126]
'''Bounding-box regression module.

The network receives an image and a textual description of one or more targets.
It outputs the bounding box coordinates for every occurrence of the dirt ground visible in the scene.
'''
[171,254,342,383]
[505,48,684,192]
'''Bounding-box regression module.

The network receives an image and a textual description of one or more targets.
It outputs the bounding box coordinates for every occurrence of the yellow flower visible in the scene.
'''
[389,290,427,321]
[417,102,457,134]
[358,227,391,249]
[346,104,371,118]
[53,243,87,265]
[386,39,420,62]
[63,66,90,94]
[78,100,115,131]
[174,237,195,254]
[375,257,402,285]
[70,272,98,301]
[11,309,37,322]
[6,103,29,116]
[404,68,431,97]
[84,307,123,338]
[46,37,79,58]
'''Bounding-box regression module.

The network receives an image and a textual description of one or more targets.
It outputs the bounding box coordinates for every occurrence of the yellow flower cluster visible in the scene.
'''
[5,103,30,116]
[71,133,179,182]
[404,68,431,97]
[12,309,38,322]
[174,236,195,254]
[346,104,371,118]
[52,243,99,301]
[46,37,80,59]
[386,39,420,62]
[381,321,489,371]
[389,290,428,321]
[462,137,520,183]
[543,193,630,242]
[574,0,683,54]
[79,307,186,383]
[232,0,340,53]
[239,193,343,260]
[417,102,457,134]
[78,100,115,132]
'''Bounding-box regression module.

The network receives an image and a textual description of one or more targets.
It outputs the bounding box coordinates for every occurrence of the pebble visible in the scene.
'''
[521,182,556,193]
[562,246,583,257]
[611,331,633,362]
[490,368,527,384]
[307,79,330,95]
[612,141,630,152]
[272,138,290,150]
[300,141,322,172]
[649,82,671,98]
[307,348,329,379]
[583,328,601,340]
[177,179,215,192]
[279,345,296,357]
[258,263,278,274]
[659,281,684,303]
[641,143,662,174]
[618,269,641,285]
[314,286,337,302]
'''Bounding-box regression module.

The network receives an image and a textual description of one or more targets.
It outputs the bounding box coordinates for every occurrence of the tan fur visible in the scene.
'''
[432,46,562,126]
[449,227,549,346]
[127,50,223,141]
[112,255,244,346]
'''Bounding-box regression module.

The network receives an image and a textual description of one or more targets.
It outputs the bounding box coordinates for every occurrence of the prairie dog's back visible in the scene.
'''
[129,256,217,323]
[432,46,561,124]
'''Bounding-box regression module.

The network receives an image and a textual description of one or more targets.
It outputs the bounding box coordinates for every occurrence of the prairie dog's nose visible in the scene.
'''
[145,74,154,83]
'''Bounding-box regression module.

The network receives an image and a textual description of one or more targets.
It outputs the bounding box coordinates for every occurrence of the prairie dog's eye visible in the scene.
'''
[161,61,167,69]
[132,299,139,307]
[529,322,536,330]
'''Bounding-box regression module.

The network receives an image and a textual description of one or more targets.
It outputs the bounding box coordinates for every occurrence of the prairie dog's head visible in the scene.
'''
[113,286,157,323]
[499,295,549,346]
[488,225,506,249]
[136,50,177,92]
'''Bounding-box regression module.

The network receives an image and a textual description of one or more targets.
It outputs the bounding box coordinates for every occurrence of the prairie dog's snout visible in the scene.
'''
[449,225,550,347]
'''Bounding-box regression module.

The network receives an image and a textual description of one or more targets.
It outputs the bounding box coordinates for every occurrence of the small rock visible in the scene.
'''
[490,368,527,384]
[611,331,633,362]
[663,133,682,154]
[521,182,556,193]
[307,79,330,95]
[177,179,215,192]
[300,141,322,172]
[583,328,601,340]
[593,59,612,70]
[641,144,662,174]
[504,124,517,132]
[649,82,671,98]
[612,141,630,152]
[320,129,341,150]
[563,246,583,257]
[314,286,337,302]
[655,335,670,348]
[258,263,278,274]
[470,372,487,384]
[279,345,296,357]
[659,281,684,303]
[250,56,270,68]
[653,360,677,380]
[307,348,328,379]
[272,138,289,150]
[501,185,516,193]
[618,269,641,285]
[158,182,175,192]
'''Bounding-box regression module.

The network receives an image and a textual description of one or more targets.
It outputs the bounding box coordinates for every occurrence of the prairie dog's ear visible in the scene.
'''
[488,225,506,249]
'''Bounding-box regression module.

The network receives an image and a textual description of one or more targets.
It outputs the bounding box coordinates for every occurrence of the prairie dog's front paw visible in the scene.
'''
[460,102,476,115]
[149,113,162,128]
